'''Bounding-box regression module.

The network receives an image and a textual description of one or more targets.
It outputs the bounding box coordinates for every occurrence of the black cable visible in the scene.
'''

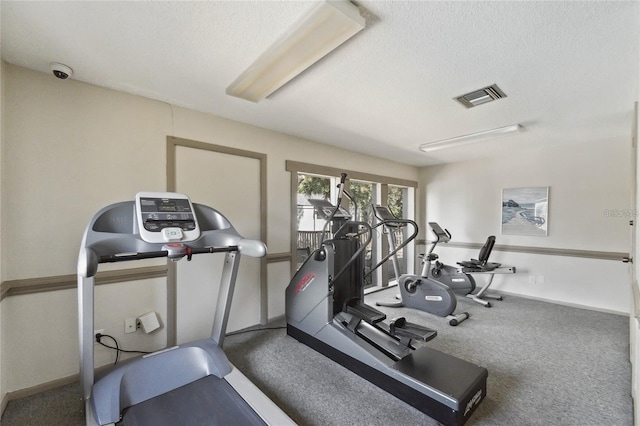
[96,334,119,365]
[94,327,285,367]
[95,333,152,365]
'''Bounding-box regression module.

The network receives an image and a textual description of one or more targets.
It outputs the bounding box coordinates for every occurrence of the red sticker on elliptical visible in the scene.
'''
[294,273,316,294]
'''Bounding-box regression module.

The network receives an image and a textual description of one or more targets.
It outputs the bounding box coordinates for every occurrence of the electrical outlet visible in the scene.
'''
[94,329,104,343]
[125,318,137,334]
[528,275,536,284]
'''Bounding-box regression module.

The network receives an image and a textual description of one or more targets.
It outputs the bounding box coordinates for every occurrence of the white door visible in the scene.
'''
[174,144,262,344]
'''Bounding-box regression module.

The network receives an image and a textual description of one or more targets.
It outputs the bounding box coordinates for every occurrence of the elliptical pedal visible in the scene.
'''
[344,298,386,324]
[388,317,437,342]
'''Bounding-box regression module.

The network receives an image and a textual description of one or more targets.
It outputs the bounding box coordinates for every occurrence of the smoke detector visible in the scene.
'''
[454,84,506,108]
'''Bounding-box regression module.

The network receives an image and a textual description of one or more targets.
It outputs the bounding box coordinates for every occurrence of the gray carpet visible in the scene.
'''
[1,289,632,425]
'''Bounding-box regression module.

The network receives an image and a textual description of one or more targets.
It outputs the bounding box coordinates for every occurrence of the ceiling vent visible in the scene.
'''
[454,84,506,108]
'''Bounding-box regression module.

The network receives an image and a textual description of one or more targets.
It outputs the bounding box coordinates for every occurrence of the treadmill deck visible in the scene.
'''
[119,375,267,426]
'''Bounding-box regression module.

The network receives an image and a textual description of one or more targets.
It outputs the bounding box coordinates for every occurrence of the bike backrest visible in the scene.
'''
[477,236,496,264]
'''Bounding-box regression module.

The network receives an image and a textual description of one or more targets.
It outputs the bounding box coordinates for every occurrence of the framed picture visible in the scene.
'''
[501,187,549,236]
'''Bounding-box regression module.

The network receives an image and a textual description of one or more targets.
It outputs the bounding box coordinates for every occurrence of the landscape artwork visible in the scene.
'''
[501,187,549,236]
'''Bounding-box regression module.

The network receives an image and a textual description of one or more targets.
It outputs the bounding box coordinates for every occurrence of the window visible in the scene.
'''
[287,161,417,290]
[346,180,379,288]
[295,173,333,269]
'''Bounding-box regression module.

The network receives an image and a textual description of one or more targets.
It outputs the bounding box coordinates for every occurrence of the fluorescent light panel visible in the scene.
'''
[419,124,522,153]
[226,1,365,102]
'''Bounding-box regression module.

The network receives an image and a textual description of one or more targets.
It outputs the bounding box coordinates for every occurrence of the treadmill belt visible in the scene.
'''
[119,375,267,426]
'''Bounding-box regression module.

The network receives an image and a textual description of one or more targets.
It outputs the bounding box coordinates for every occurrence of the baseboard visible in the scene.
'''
[4,373,79,403]
[365,284,627,316]
[0,364,115,420]
[266,314,285,324]
[364,283,397,295]
[494,289,629,317]
[0,373,78,420]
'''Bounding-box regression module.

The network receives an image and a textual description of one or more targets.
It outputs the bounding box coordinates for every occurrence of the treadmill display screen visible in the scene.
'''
[139,197,196,232]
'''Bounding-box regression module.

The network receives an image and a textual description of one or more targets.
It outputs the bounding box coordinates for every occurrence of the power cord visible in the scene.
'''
[94,327,285,366]
[95,333,152,366]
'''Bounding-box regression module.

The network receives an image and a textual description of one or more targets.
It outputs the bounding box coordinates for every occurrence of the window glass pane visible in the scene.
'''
[347,180,378,288]
[296,173,332,268]
[386,185,410,284]
[292,169,414,289]
[346,181,373,222]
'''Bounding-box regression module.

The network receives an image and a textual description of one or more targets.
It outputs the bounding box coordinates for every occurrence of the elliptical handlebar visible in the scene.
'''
[366,206,419,279]
[320,173,348,244]
[335,172,348,207]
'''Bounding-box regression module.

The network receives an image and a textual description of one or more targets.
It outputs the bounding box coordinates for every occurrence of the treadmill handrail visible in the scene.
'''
[98,246,239,264]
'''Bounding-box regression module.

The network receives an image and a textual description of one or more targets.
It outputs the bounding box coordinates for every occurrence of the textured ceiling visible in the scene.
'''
[2,1,638,166]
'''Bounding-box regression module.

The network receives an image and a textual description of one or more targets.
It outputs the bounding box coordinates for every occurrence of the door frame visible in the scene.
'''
[166,136,268,345]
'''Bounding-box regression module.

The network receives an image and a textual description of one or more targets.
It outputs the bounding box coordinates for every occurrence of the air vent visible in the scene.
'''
[454,84,506,108]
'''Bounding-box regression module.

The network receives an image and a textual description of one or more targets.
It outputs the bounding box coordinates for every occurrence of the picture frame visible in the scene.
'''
[501,187,549,236]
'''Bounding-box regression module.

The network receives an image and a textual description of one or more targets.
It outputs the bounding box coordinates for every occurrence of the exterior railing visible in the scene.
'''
[296,229,406,285]
[297,231,324,253]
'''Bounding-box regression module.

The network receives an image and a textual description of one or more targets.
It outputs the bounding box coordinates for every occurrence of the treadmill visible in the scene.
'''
[78,192,293,425]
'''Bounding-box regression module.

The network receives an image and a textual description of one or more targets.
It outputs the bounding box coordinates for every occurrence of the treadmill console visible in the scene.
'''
[135,192,200,243]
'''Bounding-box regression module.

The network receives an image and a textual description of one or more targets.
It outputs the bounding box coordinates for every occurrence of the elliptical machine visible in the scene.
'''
[286,174,488,426]
[372,206,470,326]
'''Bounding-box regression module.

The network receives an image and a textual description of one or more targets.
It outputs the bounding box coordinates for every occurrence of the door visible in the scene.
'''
[173,142,263,344]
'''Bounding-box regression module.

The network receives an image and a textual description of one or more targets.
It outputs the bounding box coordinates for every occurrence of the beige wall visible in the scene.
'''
[0,63,418,395]
[420,138,632,314]
[3,58,632,402]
